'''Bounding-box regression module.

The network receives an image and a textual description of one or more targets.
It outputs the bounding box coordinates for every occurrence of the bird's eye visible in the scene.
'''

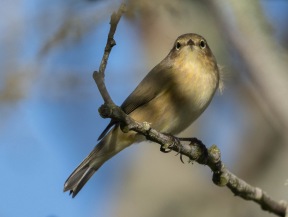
[200,40,206,49]
[176,42,181,50]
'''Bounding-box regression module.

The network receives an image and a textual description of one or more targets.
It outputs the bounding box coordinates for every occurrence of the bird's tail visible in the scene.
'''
[64,126,134,197]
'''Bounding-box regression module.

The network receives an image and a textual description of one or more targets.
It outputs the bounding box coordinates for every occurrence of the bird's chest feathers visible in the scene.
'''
[172,60,217,111]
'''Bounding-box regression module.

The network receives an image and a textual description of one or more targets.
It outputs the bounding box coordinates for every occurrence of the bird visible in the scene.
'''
[64,33,223,198]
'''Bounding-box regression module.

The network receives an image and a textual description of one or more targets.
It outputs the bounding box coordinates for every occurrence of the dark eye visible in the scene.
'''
[200,40,206,49]
[176,42,181,50]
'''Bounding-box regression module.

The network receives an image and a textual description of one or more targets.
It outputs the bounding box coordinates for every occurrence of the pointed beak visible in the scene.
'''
[187,39,195,51]
[187,39,194,46]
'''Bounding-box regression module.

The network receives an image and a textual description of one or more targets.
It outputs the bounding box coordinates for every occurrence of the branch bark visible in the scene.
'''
[92,3,288,217]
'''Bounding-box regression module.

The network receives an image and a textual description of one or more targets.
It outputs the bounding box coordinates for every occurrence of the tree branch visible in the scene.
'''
[93,3,126,104]
[92,3,288,217]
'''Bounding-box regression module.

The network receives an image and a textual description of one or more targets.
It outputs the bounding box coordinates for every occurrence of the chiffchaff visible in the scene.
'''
[64,33,223,197]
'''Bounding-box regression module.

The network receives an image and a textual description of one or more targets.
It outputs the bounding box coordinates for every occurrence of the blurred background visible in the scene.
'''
[1,0,288,216]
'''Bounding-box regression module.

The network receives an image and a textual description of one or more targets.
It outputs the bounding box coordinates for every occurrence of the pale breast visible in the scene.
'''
[130,60,218,135]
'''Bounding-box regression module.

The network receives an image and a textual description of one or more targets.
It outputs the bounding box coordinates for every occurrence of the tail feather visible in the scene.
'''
[64,163,98,198]
[64,126,135,197]
[64,137,108,197]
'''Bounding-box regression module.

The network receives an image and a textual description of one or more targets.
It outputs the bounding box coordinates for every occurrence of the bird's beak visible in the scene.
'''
[187,39,194,50]
[187,39,194,46]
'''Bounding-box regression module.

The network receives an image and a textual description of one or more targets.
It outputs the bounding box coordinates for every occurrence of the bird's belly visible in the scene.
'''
[130,84,215,135]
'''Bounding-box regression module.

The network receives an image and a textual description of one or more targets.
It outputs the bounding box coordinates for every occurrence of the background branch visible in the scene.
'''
[92,3,287,217]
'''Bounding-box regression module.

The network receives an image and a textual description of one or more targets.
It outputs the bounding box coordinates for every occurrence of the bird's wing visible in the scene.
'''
[97,120,116,141]
[98,62,172,140]
[121,64,171,114]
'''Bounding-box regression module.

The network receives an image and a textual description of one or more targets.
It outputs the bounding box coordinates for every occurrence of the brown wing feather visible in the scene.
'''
[121,63,172,114]
[98,60,172,140]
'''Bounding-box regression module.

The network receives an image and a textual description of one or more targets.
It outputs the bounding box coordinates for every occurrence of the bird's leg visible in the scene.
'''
[160,133,181,153]
[159,134,187,164]
[178,137,208,164]
[159,135,208,164]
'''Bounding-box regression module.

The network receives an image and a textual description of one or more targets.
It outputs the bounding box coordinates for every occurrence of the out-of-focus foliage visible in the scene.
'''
[1,0,288,217]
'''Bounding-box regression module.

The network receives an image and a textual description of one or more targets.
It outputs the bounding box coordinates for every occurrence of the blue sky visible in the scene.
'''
[0,1,287,217]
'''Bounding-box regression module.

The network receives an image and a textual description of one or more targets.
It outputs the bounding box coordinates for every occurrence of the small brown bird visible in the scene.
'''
[64,33,223,197]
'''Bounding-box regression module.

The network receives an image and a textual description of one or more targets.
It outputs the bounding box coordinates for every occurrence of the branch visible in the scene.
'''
[93,3,126,105]
[92,3,288,217]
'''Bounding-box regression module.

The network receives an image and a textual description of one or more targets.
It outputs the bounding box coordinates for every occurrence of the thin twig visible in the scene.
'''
[92,3,288,217]
[93,3,126,104]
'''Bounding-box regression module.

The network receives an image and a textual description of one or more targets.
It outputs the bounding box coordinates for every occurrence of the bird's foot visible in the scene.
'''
[159,135,208,164]
[177,137,208,164]
[160,133,181,153]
